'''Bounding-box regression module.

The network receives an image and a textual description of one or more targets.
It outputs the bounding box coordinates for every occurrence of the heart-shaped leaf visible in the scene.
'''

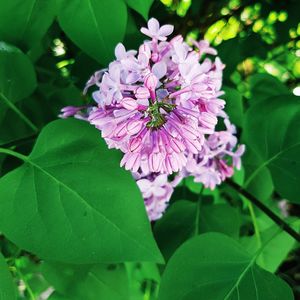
[158,233,293,300]
[0,119,163,264]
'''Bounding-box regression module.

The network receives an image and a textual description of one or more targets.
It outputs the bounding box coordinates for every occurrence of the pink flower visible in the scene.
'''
[136,173,174,221]
[67,18,243,178]
[141,18,174,41]
[83,70,105,94]
[137,174,169,198]
[194,167,222,190]
[178,117,245,190]
[115,43,137,61]
[88,104,202,174]
[59,106,85,118]
[191,39,218,57]
[61,17,245,220]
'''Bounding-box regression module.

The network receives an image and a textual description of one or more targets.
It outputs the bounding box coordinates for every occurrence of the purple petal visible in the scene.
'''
[154,174,168,186]
[158,24,174,37]
[148,18,160,33]
[115,43,126,60]
[152,61,167,79]
[137,179,152,193]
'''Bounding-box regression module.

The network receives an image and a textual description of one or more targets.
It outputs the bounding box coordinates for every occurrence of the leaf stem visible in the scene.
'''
[0,92,38,132]
[0,134,38,149]
[194,185,204,236]
[143,280,152,300]
[226,178,300,243]
[0,147,28,162]
[247,200,262,248]
[16,267,36,300]
[246,200,265,268]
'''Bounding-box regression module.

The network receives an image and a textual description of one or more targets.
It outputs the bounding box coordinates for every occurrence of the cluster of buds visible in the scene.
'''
[60,18,244,220]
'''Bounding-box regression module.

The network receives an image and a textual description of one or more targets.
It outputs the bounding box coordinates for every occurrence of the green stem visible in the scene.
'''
[16,268,36,300]
[143,280,152,300]
[243,168,264,251]
[194,185,204,236]
[247,201,262,248]
[246,199,265,267]
[0,147,28,162]
[0,93,38,132]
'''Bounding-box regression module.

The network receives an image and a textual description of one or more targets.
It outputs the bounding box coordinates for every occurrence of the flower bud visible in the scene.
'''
[126,120,143,135]
[135,87,150,99]
[144,73,158,91]
[121,97,138,110]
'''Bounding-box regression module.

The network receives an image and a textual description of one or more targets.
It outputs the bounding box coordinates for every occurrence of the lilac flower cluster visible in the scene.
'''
[60,18,244,221]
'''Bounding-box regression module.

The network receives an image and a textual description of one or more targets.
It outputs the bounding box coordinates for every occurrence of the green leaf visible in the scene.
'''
[158,233,294,300]
[125,0,153,20]
[43,262,129,300]
[0,119,163,264]
[217,35,268,80]
[184,177,220,202]
[217,39,242,78]
[241,34,268,60]
[242,145,274,201]
[0,0,56,50]
[0,253,17,300]
[0,94,50,146]
[154,201,240,260]
[241,222,299,273]
[42,262,91,295]
[185,176,203,194]
[0,42,38,142]
[123,11,145,50]
[249,74,290,104]
[222,86,244,127]
[243,95,300,203]
[58,0,127,65]
[0,42,37,103]
[71,52,101,89]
